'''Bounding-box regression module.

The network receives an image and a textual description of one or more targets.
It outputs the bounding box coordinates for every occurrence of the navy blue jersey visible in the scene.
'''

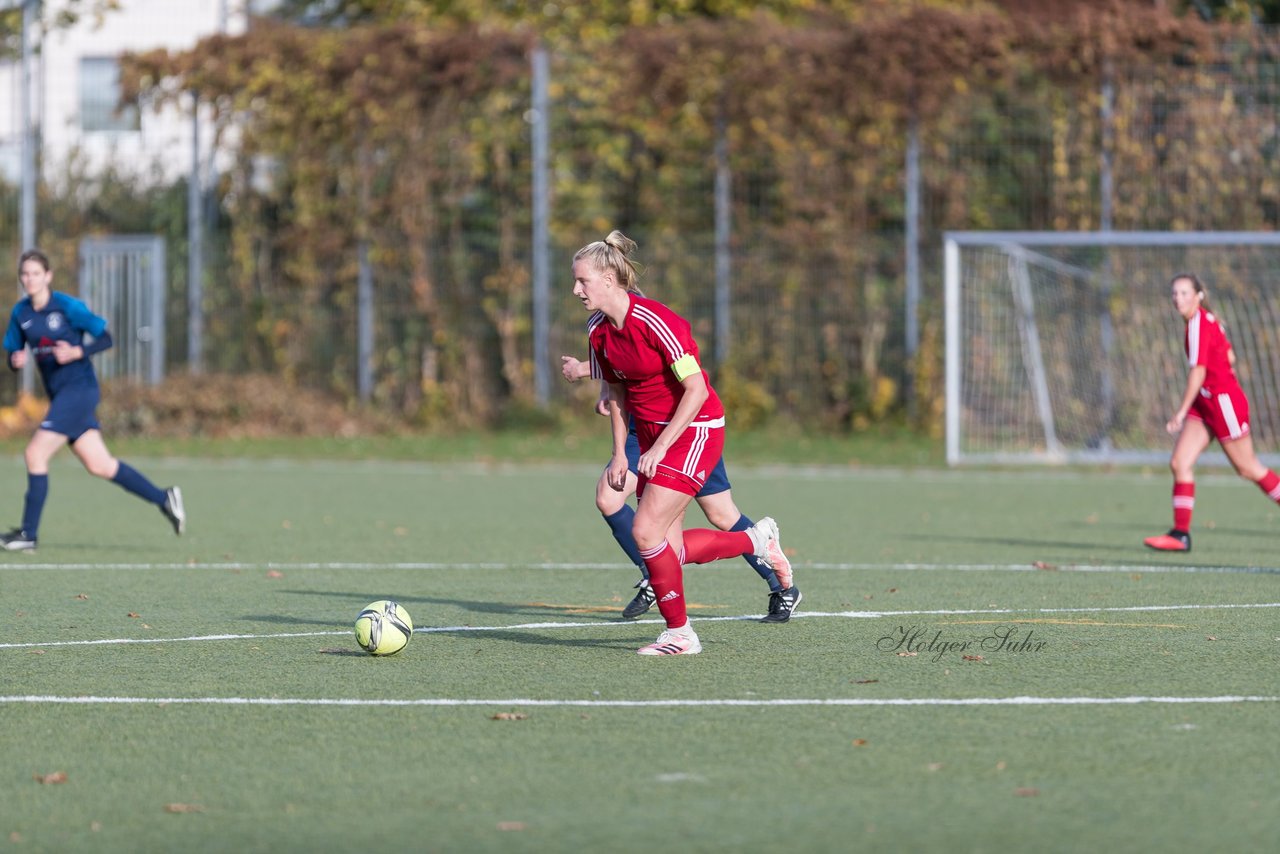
[4,292,108,397]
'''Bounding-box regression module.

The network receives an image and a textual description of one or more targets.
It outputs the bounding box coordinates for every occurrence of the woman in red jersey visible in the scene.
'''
[1145,273,1280,552]
[574,231,792,654]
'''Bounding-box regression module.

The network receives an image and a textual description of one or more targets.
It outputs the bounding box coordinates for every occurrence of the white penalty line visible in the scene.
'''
[0,694,1276,709]
[0,560,1278,574]
[2,601,1278,651]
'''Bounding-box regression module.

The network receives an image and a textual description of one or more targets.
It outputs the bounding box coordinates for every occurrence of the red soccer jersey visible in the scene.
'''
[587,293,723,424]
[1185,306,1239,395]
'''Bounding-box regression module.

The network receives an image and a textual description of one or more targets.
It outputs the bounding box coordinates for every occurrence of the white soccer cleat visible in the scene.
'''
[748,517,793,590]
[637,627,702,656]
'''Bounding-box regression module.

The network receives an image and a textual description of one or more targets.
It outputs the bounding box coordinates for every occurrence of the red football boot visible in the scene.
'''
[1143,529,1191,552]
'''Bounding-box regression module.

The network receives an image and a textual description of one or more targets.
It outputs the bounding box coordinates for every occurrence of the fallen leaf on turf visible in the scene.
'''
[927,763,943,772]
[127,612,140,618]
[852,739,867,747]
[996,761,1007,771]
[896,651,917,657]
[163,803,205,813]
[1014,788,1039,797]
[497,822,526,831]
[266,570,284,578]
[74,593,89,600]
[887,588,897,593]
[1032,561,1057,570]
[853,679,879,684]
[35,771,68,784]
[1206,636,1218,641]
[492,712,528,721]
[963,655,985,661]
[9,832,21,843]
[30,649,44,655]
[90,822,101,832]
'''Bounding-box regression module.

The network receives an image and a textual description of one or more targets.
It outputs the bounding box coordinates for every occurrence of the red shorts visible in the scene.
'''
[634,417,726,497]
[1187,385,1251,442]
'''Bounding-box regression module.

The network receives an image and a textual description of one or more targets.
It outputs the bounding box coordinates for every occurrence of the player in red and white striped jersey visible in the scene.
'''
[1145,273,1280,552]
[575,231,792,655]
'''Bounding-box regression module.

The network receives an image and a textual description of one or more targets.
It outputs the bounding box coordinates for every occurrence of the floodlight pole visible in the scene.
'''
[19,0,36,255]
[18,0,39,396]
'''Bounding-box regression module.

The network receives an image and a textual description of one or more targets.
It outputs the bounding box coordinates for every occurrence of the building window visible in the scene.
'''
[80,57,140,132]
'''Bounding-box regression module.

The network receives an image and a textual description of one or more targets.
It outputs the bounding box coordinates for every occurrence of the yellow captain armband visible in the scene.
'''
[670,353,702,381]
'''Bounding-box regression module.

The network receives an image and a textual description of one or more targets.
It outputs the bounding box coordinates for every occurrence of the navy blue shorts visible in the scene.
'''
[40,384,101,441]
[625,427,731,496]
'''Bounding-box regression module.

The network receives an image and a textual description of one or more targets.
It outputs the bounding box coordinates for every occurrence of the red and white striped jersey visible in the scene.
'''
[587,292,723,424]
[1184,306,1239,395]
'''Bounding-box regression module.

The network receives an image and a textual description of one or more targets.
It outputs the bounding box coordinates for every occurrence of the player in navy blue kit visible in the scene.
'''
[1,250,184,551]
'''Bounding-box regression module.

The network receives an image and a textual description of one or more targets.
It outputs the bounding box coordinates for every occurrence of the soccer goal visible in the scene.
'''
[945,231,1280,466]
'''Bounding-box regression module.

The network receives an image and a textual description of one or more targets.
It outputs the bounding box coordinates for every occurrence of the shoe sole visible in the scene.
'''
[1143,538,1190,552]
[637,641,702,655]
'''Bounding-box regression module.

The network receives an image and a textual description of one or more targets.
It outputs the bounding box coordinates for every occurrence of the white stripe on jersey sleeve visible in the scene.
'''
[1187,312,1200,368]
[631,304,688,363]
[586,311,605,379]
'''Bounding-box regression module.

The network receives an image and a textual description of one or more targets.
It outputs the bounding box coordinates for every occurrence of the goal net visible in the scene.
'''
[945,232,1280,466]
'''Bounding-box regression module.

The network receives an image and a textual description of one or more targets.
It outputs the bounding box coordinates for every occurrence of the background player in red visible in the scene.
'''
[575,231,792,654]
[1145,273,1280,552]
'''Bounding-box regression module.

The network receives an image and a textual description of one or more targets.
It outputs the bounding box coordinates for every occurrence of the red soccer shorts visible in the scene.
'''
[634,417,726,497]
[1187,385,1251,443]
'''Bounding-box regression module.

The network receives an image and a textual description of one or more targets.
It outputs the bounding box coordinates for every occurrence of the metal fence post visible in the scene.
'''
[714,111,731,368]
[531,44,550,406]
[188,91,204,374]
[904,116,921,415]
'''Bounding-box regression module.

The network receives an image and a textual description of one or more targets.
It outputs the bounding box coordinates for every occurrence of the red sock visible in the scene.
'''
[681,529,752,565]
[1257,470,1280,504]
[1172,482,1195,532]
[639,541,686,629]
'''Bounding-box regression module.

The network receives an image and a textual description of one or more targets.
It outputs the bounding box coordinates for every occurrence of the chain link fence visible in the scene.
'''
[4,31,1280,429]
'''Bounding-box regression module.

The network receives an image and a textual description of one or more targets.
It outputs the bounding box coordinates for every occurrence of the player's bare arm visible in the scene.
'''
[1168,364,1207,434]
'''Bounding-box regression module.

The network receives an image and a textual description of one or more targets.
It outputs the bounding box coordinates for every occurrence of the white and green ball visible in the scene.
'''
[354,600,414,656]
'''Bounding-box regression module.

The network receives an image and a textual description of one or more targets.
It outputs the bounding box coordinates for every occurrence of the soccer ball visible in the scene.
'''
[353,600,414,656]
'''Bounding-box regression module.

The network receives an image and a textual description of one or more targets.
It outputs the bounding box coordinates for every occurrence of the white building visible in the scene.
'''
[0,0,269,187]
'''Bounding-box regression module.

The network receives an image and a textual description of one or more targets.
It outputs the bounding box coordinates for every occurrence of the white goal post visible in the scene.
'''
[945,231,1280,466]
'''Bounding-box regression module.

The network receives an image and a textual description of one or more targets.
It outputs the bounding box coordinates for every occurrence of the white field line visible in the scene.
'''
[0,695,1276,708]
[1,601,1277,651]
[0,560,1277,574]
[11,454,1257,485]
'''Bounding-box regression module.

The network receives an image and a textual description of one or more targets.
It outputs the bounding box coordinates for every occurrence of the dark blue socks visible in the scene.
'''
[733,514,782,592]
[603,505,649,580]
[21,473,48,537]
[112,462,166,505]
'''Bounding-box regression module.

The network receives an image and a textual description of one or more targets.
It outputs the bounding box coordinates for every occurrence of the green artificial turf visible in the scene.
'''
[1,455,1277,852]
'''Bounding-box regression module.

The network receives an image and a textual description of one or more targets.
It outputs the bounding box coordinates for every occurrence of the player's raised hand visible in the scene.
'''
[561,355,586,383]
